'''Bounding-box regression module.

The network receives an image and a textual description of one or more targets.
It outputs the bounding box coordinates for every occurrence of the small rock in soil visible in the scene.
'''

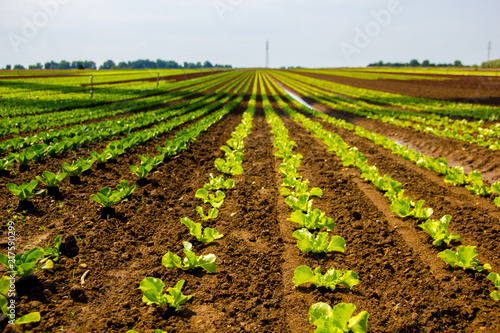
[43,288,52,297]
[70,285,87,302]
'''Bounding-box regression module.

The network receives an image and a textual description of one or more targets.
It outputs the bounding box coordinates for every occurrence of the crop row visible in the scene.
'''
[268,75,500,206]
[272,71,500,150]
[0,69,210,117]
[0,71,239,135]
[260,73,370,332]
[0,73,250,173]
[261,72,500,301]
[291,69,500,120]
[126,73,257,332]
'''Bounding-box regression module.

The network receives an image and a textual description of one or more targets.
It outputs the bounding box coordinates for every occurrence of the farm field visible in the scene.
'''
[0,69,500,333]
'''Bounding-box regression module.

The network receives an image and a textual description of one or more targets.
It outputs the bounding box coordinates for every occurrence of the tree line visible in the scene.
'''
[3,59,232,70]
[368,59,464,67]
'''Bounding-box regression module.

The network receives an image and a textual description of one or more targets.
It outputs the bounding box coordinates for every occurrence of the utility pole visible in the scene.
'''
[488,41,491,61]
[266,40,270,68]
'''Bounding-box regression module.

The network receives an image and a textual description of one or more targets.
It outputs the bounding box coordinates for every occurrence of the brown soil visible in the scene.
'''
[292,70,500,106]
[1,72,499,333]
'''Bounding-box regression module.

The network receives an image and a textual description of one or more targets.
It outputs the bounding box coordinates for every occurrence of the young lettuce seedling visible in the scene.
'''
[180,218,223,244]
[438,245,491,272]
[195,189,226,209]
[0,276,41,325]
[203,174,235,191]
[0,248,54,279]
[162,242,217,273]
[195,206,219,221]
[129,163,154,179]
[418,215,461,246]
[36,170,67,187]
[42,235,62,261]
[285,194,314,212]
[487,272,500,301]
[116,180,136,199]
[90,187,122,208]
[288,208,336,231]
[6,180,44,201]
[292,228,346,254]
[139,278,192,311]
[293,266,359,291]
[309,302,369,333]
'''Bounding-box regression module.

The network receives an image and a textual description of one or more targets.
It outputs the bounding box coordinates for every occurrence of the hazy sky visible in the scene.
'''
[1,0,499,69]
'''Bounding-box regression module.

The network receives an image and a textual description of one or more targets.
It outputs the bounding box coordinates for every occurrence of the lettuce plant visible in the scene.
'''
[292,228,345,254]
[309,302,369,333]
[130,163,154,179]
[162,242,217,273]
[288,208,336,231]
[487,273,500,301]
[0,277,41,325]
[115,180,136,199]
[139,278,192,311]
[465,171,490,196]
[444,166,467,186]
[6,180,44,201]
[90,187,122,208]
[195,206,219,221]
[180,218,223,244]
[293,266,359,291]
[418,215,461,246]
[438,245,491,272]
[390,198,433,219]
[0,157,14,172]
[0,248,54,279]
[35,171,67,187]
[42,235,62,261]
[195,189,226,209]
[214,157,244,175]
[285,194,313,212]
[203,174,235,191]
[62,157,94,176]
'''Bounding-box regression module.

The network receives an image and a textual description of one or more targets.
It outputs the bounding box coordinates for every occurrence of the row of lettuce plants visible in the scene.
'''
[288,69,500,121]
[0,73,250,172]
[260,73,369,332]
[0,69,221,117]
[262,73,499,301]
[267,74,500,207]
[130,74,256,332]
[272,71,500,150]
[0,71,240,137]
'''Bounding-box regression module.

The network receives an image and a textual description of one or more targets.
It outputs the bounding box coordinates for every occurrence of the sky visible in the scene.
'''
[1,0,499,69]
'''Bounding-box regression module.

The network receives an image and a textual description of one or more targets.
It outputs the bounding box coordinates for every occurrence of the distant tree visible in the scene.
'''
[5,65,11,70]
[117,62,129,69]
[454,60,463,67]
[13,64,25,70]
[203,61,213,68]
[100,59,116,70]
[422,60,430,67]
[59,60,71,70]
[28,63,43,69]
[409,59,420,67]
